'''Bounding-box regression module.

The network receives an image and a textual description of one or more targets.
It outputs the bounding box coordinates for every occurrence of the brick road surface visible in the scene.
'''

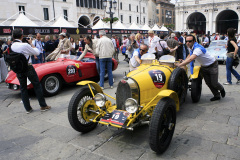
[0,54,240,160]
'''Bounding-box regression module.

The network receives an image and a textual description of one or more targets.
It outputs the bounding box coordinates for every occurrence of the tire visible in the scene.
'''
[41,74,62,97]
[168,67,188,105]
[191,76,202,103]
[149,97,176,154]
[68,88,98,133]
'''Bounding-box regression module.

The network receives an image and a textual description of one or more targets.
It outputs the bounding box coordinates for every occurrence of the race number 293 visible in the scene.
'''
[66,65,77,75]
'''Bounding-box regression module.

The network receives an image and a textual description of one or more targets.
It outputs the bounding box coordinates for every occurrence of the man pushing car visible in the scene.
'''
[175,34,225,101]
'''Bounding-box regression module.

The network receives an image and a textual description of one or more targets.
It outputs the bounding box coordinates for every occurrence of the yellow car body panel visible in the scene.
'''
[190,66,201,79]
[127,64,174,105]
[77,81,103,93]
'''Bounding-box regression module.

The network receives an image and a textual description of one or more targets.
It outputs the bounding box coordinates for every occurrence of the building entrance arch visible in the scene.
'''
[187,12,206,34]
[216,10,238,34]
[78,15,91,28]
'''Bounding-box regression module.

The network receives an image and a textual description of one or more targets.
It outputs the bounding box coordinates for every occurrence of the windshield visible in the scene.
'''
[159,55,175,63]
[59,54,79,60]
[209,41,227,48]
[58,54,95,62]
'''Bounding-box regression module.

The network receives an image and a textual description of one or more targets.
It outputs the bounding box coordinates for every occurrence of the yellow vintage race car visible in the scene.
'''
[68,55,202,154]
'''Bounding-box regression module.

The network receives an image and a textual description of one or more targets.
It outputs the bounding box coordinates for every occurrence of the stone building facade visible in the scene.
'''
[0,0,148,28]
[175,0,240,34]
[156,0,175,28]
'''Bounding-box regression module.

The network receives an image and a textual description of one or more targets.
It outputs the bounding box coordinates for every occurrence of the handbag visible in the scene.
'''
[232,56,239,68]
[159,40,170,55]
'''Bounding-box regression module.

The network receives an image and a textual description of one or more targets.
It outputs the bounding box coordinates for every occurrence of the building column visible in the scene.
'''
[208,9,213,34]
[182,11,184,31]
[238,20,240,34]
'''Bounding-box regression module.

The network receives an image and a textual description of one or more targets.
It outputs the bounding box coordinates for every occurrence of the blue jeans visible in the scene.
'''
[17,65,47,111]
[31,53,43,64]
[226,57,240,84]
[95,57,100,75]
[99,58,113,87]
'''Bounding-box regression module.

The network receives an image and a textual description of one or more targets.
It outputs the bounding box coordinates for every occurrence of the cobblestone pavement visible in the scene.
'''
[0,54,240,160]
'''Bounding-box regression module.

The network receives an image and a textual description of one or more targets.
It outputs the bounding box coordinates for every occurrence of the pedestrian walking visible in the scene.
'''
[11,29,51,113]
[96,30,115,90]
[223,28,240,85]
[176,34,225,101]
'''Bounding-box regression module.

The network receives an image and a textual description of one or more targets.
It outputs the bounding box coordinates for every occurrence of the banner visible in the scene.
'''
[61,27,92,35]
[13,27,61,35]
[0,26,13,35]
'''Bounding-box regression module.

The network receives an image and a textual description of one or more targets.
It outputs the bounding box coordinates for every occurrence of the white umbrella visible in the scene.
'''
[128,22,141,30]
[141,24,151,30]
[51,16,74,27]
[92,19,110,29]
[113,21,126,29]
[10,13,38,26]
[152,24,161,31]
[160,26,168,31]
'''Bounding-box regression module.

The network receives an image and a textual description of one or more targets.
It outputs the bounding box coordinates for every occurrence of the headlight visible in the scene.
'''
[125,98,138,113]
[94,93,106,107]
[13,84,18,90]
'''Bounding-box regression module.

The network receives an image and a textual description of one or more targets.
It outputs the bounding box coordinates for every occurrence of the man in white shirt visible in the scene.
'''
[202,34,209,48]
[11,29,51,113]
[129,44,148,71]
[176,34,225,101]
[96,30,115,89]
[148,30,160,54]
[32,33,44,64]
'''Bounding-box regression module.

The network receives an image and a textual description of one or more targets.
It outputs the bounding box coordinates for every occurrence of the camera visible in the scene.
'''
[133,40,136,44]
[22,37,30,44]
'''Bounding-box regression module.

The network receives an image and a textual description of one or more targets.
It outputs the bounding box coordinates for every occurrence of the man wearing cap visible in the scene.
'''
[58,32,72,55]
[148,30,160,54]
[46,32,72,61]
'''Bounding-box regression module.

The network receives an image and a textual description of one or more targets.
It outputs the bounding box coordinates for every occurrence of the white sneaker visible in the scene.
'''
[110,86,113,89]
[26,109,33,114]
[223,82,231,85]
[101,87,104,90]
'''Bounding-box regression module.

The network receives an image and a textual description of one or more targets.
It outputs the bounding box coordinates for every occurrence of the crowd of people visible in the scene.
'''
[0,28,240,113]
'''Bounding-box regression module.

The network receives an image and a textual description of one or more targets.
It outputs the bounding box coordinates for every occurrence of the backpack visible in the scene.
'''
[5,52,30,74]
[159,40,170,55]
[4,41,30,74]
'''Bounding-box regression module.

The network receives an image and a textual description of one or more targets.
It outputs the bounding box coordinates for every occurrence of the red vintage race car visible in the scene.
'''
[5,53,118,96]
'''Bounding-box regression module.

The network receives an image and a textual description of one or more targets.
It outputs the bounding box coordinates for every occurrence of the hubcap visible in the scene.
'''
[45,76,59,93]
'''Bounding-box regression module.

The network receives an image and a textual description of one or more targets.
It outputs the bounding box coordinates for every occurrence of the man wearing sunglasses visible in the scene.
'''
[129,44,148,71]
[176,34,225,101]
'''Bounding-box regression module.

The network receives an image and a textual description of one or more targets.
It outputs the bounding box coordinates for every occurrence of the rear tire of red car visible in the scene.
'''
[168,67,188,105]
[191,76,202,103]
[41,74,62,97]
[149,97,176,154]
[68,87,98,133]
